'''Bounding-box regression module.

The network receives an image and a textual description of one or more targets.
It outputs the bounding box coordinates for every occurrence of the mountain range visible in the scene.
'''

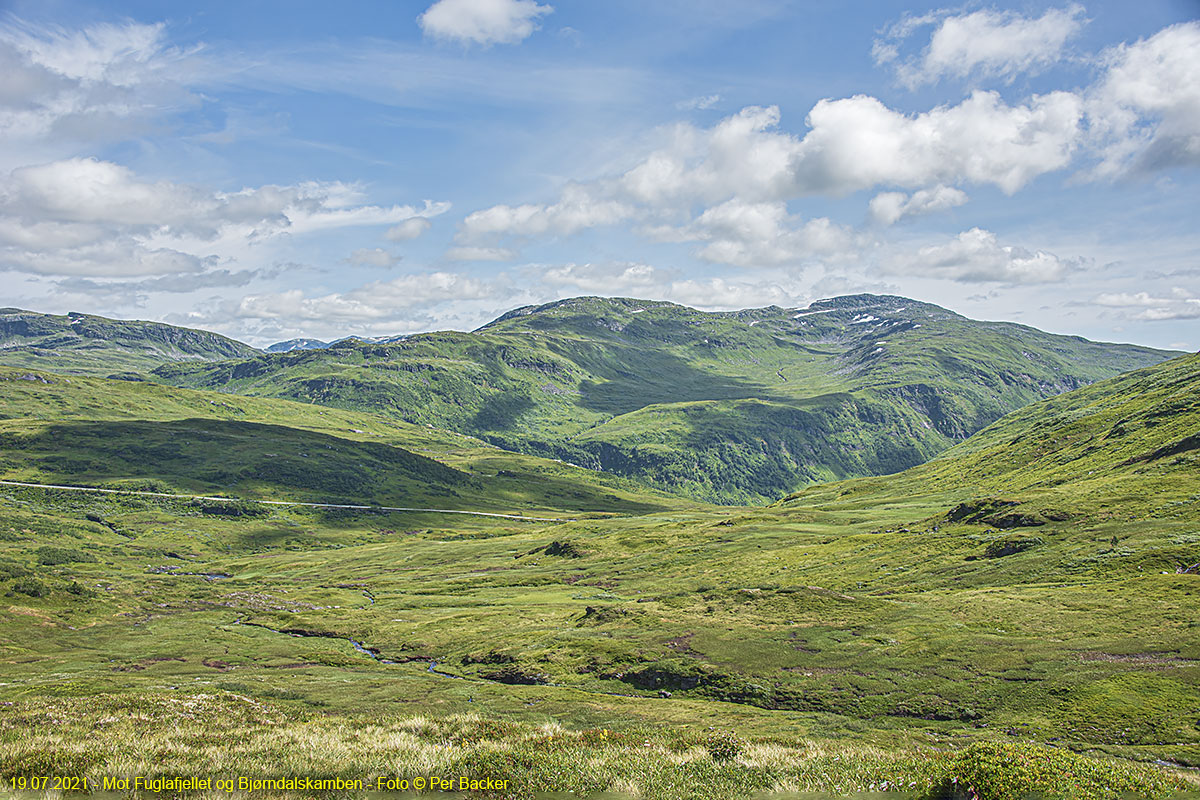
[146,294,1174,502]
[0,307,257,376]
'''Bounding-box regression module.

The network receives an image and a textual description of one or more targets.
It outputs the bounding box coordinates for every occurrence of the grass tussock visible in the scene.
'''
[0,694,1192,800]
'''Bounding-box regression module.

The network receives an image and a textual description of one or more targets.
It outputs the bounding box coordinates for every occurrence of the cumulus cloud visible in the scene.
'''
[0,158,449,276]
[346,248,402,268]
[877,5,1086,88]
[445,245,519,261]
[53,268,266,304]
[793,92,1082,196]
[868,185,969,226]
[530,261,815,310]
[1094,288,1200,320]
[658,200,862,267]
[442,17,1199,268]
[218,272,508,340]
[1087,21,1200,177]
[892,228,1076,283]
[538,262,671,294]
[456,95,1080,264]
[458,183,632,242]
[385,216,432,241]
[0,19,204,163]
[676,94,721,111]
[418,0,552,46]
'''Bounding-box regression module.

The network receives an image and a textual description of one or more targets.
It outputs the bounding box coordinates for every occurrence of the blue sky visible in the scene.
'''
[1,0,1197,348]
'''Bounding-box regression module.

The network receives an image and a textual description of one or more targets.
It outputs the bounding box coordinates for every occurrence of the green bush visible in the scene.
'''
[35,546,98,565]
[65,581,94,598]
[10,578,47,597]
[703,731,744,763]
[984,536,1043,558]
[0,561,30,579]
[928,741,1180,800]
[191,499,268,518]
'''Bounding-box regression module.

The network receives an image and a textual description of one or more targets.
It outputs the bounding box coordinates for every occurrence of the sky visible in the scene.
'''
[0,0,1198,349]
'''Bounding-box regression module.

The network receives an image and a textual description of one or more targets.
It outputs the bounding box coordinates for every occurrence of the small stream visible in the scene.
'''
[231,617,639,696]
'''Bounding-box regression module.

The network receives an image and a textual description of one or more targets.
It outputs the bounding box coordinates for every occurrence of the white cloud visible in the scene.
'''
[346,248,402,268]
[1094,291,1172,308]
[793,92,1082,196]
[0,158,449,276]
[445,245,519,261]
[385,216,432,241]
[530,261,815,310]
[892,228,1075,284]
[235,272,499,323]
[879,5,1086,88]
[660,200,862,267]
[1087,21,1200,177]
[53,268,266,305]
[447,19,1198,269]
[0,19,204,164]
[2,241,214,278]
[676,94,721,111]
[458,183,632,241]
[869,185,969,226]
[1094,288,1200,320]
[457,96,1079,264]
[539,262,670,294]
[618,105,800,205]
[418,0,553,46]
[210,271,514,343]
[658,277,804,310]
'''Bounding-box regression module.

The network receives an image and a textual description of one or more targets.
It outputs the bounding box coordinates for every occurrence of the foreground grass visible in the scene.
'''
[0,693,1192,800]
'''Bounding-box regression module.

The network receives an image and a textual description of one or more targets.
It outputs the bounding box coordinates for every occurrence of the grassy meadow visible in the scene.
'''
[1,354,1198,797]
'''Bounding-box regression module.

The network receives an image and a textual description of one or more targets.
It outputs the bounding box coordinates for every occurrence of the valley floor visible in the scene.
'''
[1,483,1198,799]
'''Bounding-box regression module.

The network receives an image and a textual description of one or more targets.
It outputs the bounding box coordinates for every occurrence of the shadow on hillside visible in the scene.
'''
[469,391,535,432]
[7,418,467,503]
[546,340,789,417]
[7,418,681,516]
[575,393,938,504]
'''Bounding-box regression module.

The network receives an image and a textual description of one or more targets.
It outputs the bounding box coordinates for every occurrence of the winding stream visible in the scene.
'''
[231,617,639,696]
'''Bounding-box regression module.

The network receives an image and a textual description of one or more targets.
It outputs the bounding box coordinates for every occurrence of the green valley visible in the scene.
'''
[0,310,1197,798]
[149,295,1175,503]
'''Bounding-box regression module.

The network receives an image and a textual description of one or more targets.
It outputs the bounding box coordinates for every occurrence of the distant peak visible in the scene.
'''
[478,296,687,329]
[800,294,954,316]
[266,338,330,353]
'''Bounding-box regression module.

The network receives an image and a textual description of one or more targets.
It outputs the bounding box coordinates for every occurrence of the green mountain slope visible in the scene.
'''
[1,354,1196,774]
[0,308,259,376]
[0,367,694,517]
[152,294,1175,503]
[781,351,1200,523]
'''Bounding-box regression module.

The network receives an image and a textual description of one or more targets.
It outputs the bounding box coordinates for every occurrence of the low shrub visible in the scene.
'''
[704,731,744,763]
[984,536,1043,558]
[928,741,1181,800]
[10,577,47,597]
[35,546,97,565]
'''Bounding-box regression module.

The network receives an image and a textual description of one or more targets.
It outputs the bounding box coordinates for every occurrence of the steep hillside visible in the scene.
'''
[0,308,258,376]
[0,367,692,517]
[781,351,1200,524]
[152,295,1175,503]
